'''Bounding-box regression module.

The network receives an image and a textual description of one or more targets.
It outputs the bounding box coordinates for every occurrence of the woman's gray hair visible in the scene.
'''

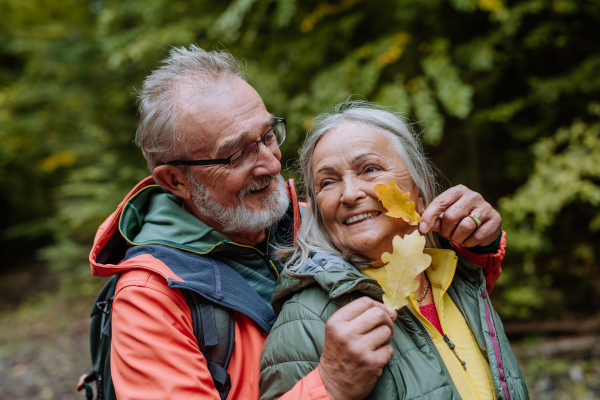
[135,45,246,172]
[280,100,442,270]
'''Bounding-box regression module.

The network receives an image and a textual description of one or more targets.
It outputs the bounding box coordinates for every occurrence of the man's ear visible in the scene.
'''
[153,165,192,200]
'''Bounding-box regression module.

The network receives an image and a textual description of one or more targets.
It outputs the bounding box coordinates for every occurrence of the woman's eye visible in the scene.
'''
[365,165,380,174]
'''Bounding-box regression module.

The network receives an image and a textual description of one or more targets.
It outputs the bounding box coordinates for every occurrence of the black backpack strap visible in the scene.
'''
[80,274,121,400]
[184,290,234,400]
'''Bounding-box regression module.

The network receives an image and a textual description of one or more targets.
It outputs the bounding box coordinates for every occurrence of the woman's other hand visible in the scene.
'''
[419,185,502,248]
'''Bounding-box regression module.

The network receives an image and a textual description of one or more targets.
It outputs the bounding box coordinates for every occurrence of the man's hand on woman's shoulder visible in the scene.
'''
[317,297,397,400]
[419,185,502,248]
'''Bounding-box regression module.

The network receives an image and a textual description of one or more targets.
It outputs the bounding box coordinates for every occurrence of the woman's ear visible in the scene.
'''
[153,165,192,199]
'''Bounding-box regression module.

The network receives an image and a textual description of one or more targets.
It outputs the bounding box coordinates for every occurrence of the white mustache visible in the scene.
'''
[237,175,277,200]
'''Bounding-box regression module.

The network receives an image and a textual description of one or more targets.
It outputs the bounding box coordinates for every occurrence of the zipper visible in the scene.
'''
[227,226,280,278]
[482,291,511,400]
[406,311,463,399]
[443,334,467,370]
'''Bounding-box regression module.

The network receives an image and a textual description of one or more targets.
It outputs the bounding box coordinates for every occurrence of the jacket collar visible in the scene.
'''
[273,248,458,314]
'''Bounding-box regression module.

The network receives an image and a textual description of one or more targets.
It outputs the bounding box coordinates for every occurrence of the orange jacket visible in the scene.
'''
[90,177,505,399]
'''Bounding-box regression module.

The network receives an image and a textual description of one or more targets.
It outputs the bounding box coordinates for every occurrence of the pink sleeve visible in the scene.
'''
[450,230,507,293]
[279,368,330,400]
[111,275,221,400]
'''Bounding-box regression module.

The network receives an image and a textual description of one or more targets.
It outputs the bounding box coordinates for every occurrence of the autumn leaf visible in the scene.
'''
[378,230,432,309]
[374,180,420,225]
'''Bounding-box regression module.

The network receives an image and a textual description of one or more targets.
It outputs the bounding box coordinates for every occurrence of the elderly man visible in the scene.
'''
[89,45,506,400]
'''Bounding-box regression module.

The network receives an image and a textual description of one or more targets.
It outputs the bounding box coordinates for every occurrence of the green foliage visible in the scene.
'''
[1,0,600,320]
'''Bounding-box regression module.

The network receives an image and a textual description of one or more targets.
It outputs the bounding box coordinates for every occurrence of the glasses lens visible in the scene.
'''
[272,120,286,147]
[230,142,258,171]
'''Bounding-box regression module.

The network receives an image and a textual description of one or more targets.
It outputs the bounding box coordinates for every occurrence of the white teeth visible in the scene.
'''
[345,212,380,225]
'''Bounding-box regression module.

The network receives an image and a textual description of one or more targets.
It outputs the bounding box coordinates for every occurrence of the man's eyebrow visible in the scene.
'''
[218,132,250,154]
[217,117,274,154]
[352,153,379,164]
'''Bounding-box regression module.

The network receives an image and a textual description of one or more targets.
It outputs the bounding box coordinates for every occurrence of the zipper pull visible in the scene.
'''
[443,334,467,370]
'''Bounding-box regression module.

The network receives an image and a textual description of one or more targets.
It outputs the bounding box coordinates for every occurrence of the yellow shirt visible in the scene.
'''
[362,248,497,400]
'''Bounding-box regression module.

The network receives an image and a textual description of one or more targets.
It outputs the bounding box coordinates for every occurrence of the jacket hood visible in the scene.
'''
[90,177,171,279]
[119,183,229,253]
[90,177,298,282]
[271,252,384,314]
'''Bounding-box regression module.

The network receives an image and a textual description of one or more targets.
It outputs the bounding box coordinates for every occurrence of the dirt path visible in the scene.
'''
[0,278,103,400]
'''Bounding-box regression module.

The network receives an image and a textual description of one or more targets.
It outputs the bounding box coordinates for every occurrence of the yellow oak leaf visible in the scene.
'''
[374,180,420,225]
[378,230,432,309]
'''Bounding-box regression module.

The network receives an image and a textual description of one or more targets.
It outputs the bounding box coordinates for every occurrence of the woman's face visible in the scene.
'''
[312,121,424,265]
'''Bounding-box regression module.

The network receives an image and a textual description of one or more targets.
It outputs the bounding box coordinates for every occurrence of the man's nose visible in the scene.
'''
[340,177,366,204]
[252,141,281,176]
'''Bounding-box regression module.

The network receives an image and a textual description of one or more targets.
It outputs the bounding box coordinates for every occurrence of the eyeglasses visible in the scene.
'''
[165,117,286,172]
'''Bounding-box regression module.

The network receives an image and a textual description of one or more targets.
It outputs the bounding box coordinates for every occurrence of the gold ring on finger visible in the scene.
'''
[469,213,482,228]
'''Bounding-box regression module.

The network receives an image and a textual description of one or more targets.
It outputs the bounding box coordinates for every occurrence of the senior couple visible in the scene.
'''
[90,46,529,399]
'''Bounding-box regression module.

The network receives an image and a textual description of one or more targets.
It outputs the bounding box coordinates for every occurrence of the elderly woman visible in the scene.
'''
[259,102,529,400]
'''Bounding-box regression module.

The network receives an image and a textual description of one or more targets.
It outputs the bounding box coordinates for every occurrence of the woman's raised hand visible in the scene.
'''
[419,185,502,248]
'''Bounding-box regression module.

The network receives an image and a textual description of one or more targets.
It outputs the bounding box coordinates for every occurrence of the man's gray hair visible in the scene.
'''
[280,100,441,270]
[135,45,246,172]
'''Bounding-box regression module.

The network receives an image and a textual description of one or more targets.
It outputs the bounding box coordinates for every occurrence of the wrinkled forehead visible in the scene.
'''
[176,78,271,158]
[311,122,402,169]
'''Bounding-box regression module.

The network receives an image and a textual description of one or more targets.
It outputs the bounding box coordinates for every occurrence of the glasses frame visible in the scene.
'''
[164,117,286,169]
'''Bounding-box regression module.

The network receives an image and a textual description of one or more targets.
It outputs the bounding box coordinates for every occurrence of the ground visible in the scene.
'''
[1,273,599,400]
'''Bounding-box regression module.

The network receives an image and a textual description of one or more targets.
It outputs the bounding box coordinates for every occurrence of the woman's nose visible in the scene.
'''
[340,177,366,204]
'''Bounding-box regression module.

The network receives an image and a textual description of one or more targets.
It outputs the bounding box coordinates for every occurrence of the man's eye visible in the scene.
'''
[264,132,276,144]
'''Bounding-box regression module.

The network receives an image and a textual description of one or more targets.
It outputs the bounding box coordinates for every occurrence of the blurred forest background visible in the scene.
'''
[1,0,600,398]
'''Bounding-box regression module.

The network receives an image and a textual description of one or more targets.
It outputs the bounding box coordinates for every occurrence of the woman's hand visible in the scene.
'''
[419,185,502,248]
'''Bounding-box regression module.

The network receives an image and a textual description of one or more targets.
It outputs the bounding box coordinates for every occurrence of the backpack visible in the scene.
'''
[77,273,235,400]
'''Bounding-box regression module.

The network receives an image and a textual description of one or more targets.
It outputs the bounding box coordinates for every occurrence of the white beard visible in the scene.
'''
[188,173,290,234]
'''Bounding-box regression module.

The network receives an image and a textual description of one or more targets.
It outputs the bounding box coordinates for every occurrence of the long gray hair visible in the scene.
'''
[279,100,442,270]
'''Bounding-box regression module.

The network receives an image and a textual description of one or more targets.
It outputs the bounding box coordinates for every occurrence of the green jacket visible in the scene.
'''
[259,252,530,400]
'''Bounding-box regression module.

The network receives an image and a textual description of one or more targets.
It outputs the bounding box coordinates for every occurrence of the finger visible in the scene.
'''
[360,324,394,350]
[348,306,394,335]
[332,297,394,322]
[436,195,476,239]
[472,210,502,247]
[419,185,468,234]
[451,207,490,245]
[371,344,395,367]
[462,215,502,248]
[429,214,442,233]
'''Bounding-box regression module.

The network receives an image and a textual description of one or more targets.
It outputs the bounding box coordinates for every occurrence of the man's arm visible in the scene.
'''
[261,297,397,400]
[111,271,222,400]
[420,184,505,292]
[419,184,502,248]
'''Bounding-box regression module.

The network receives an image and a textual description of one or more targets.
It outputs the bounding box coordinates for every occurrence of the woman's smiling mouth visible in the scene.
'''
[344,211,381,226]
